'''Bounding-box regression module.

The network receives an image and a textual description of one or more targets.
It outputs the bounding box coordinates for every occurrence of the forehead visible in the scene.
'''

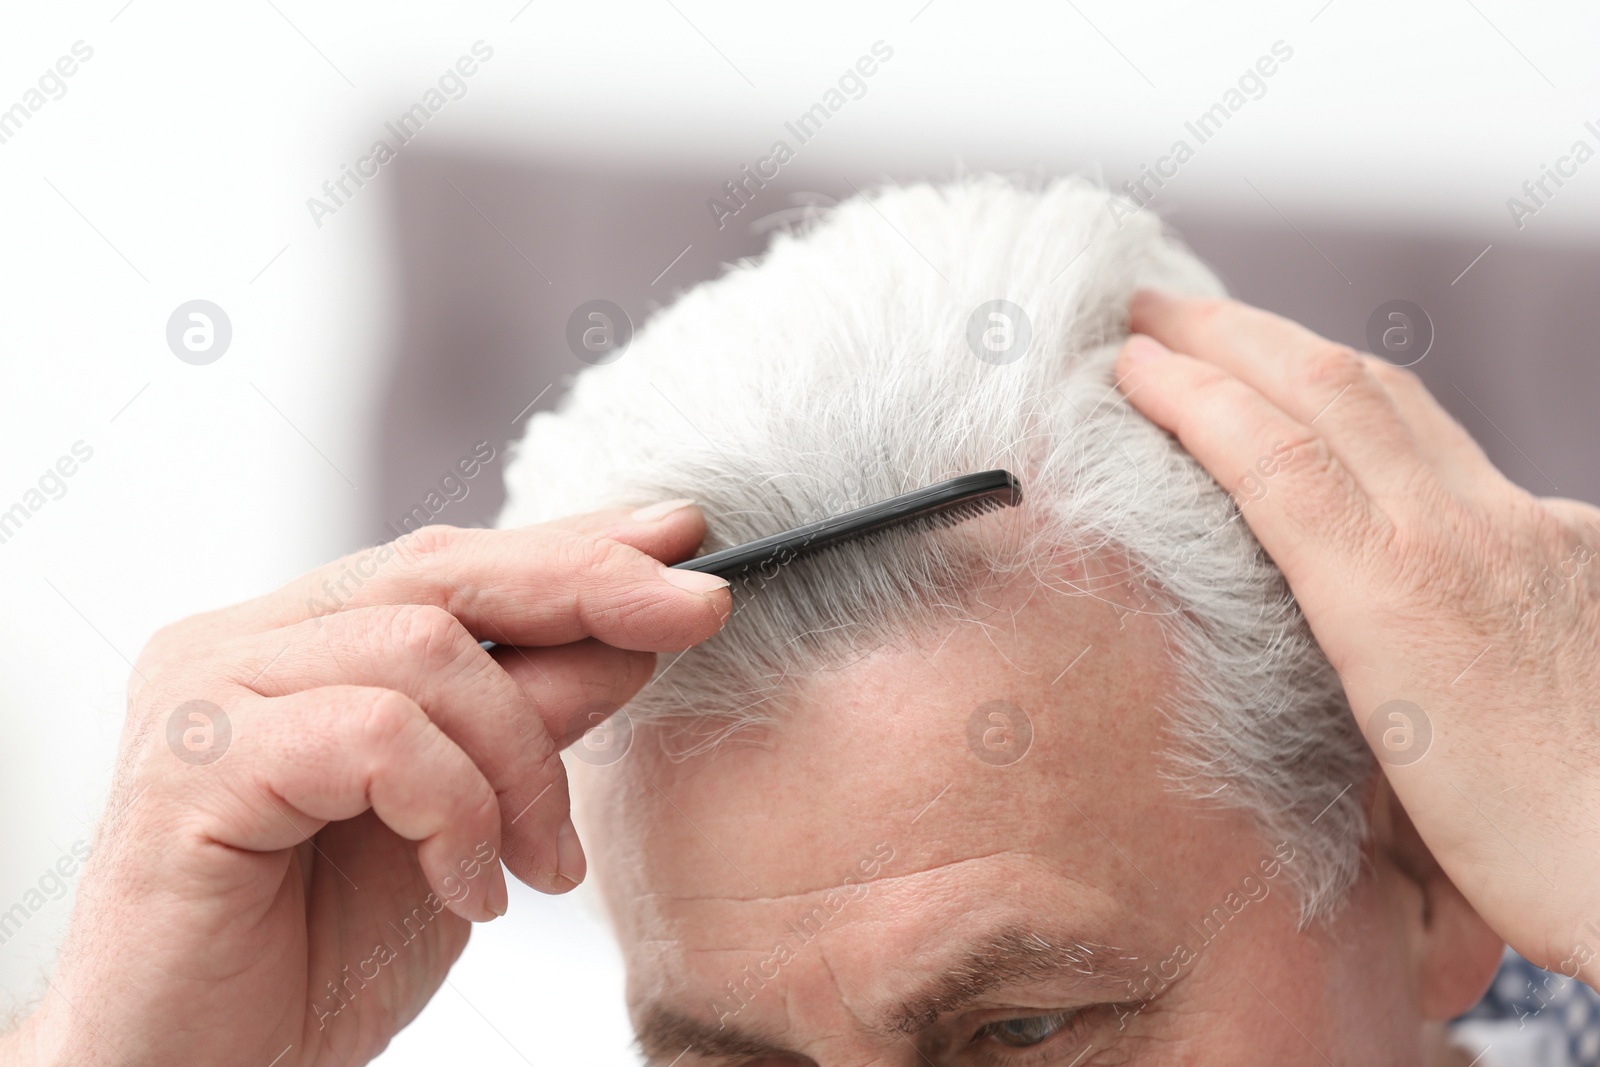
[571,577,1272,1032]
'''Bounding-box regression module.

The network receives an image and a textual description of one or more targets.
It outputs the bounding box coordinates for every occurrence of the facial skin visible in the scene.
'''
[570,565,1504,1066]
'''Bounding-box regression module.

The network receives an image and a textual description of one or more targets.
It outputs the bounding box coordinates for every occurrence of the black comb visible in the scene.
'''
[670,469,1023,581]
[477,470,1024,651]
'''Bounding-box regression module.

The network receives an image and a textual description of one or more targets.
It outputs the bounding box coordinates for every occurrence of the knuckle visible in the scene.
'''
[554,535,667,618]
[1184,361,1247,413]
[1283,431,1339,483]
[527,737,567,807]
[355,688,424,752]
[563,531,643,579]
[393,523,465,566]
[379,604,470,666]
[1300,343,1368,393]
[531,721,562,773]
[508,700,563,778]
[494,732,564,846]
[1363,355,1422,393]
[1189,296,1236,330]
[136,618,200,673]
[1190,361,1237,396]
[140,621,182,661]
[1254,429,1322,496]
[1186,296,1256,344]
[1276,436,1376,539]
[463,776,501,828]
[1174,365,1253,445]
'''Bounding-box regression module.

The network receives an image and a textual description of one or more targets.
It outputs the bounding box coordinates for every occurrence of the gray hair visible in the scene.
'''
[497,176,1374,923]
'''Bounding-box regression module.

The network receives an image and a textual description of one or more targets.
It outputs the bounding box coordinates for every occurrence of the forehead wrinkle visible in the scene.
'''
[627,846,1057,912]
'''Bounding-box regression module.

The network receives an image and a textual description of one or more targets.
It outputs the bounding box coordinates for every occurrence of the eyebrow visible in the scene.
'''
[884,927,1140,1034]
[633,926,1145,1062]
[634,1006,792,1063]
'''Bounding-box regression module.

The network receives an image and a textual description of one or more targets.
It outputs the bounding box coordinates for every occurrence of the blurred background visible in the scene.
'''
[1,1,1597,1063]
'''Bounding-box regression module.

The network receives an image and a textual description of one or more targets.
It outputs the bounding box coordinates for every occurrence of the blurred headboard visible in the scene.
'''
[373,153,1600,540]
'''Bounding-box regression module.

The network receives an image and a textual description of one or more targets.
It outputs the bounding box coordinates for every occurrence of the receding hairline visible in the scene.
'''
[507,175,1372,924]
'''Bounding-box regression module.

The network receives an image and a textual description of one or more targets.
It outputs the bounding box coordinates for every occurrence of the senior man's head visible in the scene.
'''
[499,178,1503,1065]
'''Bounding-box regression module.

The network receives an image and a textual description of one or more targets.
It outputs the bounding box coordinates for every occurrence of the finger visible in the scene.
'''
[1114,334,1383,597]
[1359,356,1505,500]
[491,637,654,747]
[226,606,632,889]
[190,685,509,922]
[1129,291,1431,501]
[149,503,730,656]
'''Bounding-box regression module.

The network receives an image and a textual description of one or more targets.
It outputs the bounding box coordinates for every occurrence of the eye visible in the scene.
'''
[976,1012,1072,1048]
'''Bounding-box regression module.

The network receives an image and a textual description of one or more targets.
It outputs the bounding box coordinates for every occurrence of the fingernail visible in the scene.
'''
[659,565,730,594]
[630,498,697,523]
[556,816,587,886]
[487,870,508,918]
[1124,334,1169,363]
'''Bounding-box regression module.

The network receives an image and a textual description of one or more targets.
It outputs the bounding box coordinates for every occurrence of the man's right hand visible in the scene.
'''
[3,502,729,1067]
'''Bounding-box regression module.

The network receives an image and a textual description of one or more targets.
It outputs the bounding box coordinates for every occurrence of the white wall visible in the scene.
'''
[0,1,1595,1063]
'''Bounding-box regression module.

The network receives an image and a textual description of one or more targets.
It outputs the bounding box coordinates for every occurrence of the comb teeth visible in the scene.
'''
[722,490,1014,590]
[918,493,1010,531]
[675,469,1023,580]
[726,520,927,591]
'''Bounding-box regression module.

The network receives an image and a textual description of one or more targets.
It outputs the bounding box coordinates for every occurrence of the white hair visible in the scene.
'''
[498,175,1374,923]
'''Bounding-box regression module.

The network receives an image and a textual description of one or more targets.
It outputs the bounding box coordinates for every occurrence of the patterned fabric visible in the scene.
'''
[1451,948,1600,1067]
